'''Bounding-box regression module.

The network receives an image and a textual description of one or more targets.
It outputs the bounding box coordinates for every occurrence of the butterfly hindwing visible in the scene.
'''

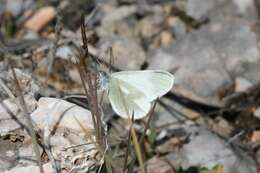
[108,77,151,119]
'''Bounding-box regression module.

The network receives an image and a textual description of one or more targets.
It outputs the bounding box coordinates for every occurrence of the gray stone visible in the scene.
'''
[199,18,260,81]
[233,0,254,14]
[167,126,258,173]
[117,0,137,3]
[0,99,21,135]
[101,5,137,26]
[148,35,232,106]
[17,143,42,166]
[135,10,164,40]
[5,0,24,17]
[186,0,226,20]
[98,36,146,70]
[0,2,4,16]
[148,16,260,106]
[97,5,137,38]
[232,0,258,20]
[171,17,187,40]
[153,98,198,128]
[56,45,74,60]
[187,0,258,22]
[23,31,39,40]
[0,138,18,171]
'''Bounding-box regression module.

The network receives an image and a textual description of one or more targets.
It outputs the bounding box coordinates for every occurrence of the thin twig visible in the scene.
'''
[85,4,100,26]
[0,72,58,173]
[162,157,177,173]
[139,101,157,145]
[131,126,146,173]
[80,15,102,145]
[128,101,157,173]
[0,78,16,99]
[1,77,59,172]
[123,115,134,171]
[76,14,112,173]
[9,64,44,173]
[47,8,63,74]
[226,130,245,146]
[44,143,59,173]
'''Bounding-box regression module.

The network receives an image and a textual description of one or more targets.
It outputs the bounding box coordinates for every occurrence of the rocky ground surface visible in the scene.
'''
[1,0,260,173]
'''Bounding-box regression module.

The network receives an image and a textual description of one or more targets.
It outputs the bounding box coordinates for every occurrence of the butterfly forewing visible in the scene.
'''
[111,70,174,101]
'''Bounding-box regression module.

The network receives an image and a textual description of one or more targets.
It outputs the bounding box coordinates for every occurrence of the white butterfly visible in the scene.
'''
[98,70,174,119]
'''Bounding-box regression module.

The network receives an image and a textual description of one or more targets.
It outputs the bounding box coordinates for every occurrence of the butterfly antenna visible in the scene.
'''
[91,54,101,74]
[108,47,114,73]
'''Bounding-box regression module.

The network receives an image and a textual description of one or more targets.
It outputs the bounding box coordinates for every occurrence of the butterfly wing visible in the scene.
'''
[108,77,151,119]
[108,70,174,119]
[111,70,174,101]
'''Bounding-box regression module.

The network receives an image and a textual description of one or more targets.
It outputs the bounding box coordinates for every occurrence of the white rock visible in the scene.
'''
[0,94,37,135]
[30,97,100,172]
[254,107,260,119]
[235,77,253,92]
[31,97,94,134]
[17,143,43,166]
[4,162,53,173]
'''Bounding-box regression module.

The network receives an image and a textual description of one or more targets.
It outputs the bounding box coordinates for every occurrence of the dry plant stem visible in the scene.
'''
[162,157,177,173]
[131,127,146,173]
[0,78,16,99]
[123,114,135,172]
[128,101,157,172]
[44,143,59,173]
[79,15,113,173]
[226,130,245,146]
[140,101,157,144]
[80,16,102,145]
[85,4,100,26]
[76,118,114,172]
[252,152,260,173]
[123,121,133,171]
[47,9,62,74]
[1,74,59,172]
[76,49,99,143]
[10,65,44,173]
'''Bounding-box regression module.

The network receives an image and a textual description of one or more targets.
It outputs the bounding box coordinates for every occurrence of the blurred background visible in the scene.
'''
[1,0,260,173]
